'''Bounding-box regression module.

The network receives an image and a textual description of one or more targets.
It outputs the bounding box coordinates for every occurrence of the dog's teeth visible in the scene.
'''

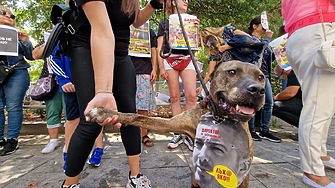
[236,105,239,111]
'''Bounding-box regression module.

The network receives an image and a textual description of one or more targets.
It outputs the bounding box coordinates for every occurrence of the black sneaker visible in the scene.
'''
[250,131,262,141]
[0,138,19,155]
[184,135,194,152]
[0,139,6,149]
[259,131,282,143]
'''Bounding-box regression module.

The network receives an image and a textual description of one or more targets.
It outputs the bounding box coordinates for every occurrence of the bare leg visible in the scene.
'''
[64,118,80,152]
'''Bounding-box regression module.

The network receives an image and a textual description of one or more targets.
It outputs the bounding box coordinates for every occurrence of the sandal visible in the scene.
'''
[142,135,154,147]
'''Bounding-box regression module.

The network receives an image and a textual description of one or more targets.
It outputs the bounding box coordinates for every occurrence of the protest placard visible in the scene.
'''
[261,11,269,30]
[0,25,18,56]
[169,14,198,50]
[269,33,291,70]
[129,22,151,58]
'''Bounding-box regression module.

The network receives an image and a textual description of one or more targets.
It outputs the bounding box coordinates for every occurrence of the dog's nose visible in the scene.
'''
[247,84,265,97]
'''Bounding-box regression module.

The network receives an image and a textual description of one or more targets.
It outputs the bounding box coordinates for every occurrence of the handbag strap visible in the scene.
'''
[0,60,24,68]
[318,0,327,41]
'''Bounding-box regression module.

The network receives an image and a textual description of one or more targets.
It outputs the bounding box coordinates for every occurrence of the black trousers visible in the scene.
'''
[272,97,302,128]
[65,47,141,177]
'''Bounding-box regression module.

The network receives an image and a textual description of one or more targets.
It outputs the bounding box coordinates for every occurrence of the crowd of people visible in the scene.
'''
[0,0,335,187]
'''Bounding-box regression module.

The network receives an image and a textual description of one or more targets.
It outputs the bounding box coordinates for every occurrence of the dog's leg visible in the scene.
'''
[86,107,206,140]
[238,174,250,188]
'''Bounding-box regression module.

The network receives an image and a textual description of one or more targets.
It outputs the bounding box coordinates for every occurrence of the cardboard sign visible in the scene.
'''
[269,33,292,70]
[169,14,198,50]
[44,32,50,43]
[261,11,269,30]
[129,22,151,58]
[0,25,18,56]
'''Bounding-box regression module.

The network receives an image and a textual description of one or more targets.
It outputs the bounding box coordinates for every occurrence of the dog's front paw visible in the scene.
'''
[86,107,118,123]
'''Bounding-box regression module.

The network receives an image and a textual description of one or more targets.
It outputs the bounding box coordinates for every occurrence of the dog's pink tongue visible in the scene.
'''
[239,106,254,115]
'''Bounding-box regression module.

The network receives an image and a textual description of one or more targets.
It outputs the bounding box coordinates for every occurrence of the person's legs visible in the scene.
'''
[272,98,302,128]
[64,47,102,186]
[286,23,335,186]
[179,68,197,151]
[0,69,29,155]
[113,56,149,185]
[42,90,63,154]
[165,66,184,149]
[0,85,5,142]
[63,92,80,171]
[259,78,281,143]
[135,74,154,147]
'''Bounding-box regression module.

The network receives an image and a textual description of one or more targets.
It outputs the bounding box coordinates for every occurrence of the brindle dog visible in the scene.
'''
[86,60,265,188]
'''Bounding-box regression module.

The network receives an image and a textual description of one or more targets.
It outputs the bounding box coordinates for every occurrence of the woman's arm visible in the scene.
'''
[150,46,157,83]
[196,60,216,95]
[81,1,120,127]
[157,35,168,80]
[18,31,34,60]
[82,1,114,93]
[133,0,163,27]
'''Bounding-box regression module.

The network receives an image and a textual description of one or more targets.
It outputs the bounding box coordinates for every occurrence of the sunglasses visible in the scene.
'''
[0,10,16,20]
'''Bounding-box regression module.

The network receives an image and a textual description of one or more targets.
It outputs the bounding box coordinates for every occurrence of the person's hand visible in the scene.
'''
[265,29,273,38]
[160,67,168,81]
[61,83,76,93]
[17,30,29,41]
[84,93,121,128]
[150,70,157,84]
[218,44,232,53]
[194,19,200,29]
[196,86,202,96]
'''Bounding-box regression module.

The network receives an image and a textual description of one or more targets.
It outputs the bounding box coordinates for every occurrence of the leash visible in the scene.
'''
[160,0,218,117]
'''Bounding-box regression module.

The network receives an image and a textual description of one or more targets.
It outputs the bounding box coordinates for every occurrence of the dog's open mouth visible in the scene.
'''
[218,98,255,116]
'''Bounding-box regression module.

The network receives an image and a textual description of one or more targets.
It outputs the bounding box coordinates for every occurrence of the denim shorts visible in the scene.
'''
[135,74,156,111]
[64,92,80,120]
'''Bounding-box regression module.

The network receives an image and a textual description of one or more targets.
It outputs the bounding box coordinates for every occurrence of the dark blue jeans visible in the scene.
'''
[0,69,30,139]
[248,77,273,133]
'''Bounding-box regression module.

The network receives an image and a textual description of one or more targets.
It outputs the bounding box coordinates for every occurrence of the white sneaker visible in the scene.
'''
[41,140,59,154]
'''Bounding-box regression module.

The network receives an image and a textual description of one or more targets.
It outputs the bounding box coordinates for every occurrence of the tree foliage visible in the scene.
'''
[1,0,283,83]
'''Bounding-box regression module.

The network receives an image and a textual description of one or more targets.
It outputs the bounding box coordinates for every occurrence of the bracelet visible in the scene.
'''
[150,0,163,9]
[95,90,113,95]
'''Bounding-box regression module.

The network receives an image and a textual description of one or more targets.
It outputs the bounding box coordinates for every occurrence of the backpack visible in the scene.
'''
[42,0,78,59]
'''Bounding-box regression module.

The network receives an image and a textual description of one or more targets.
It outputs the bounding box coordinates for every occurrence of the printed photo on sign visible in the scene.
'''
[129,22,151,58]
[193,113,252,188]
[169,14,198,50]
[0,25,18,56]
[269,33,291,70]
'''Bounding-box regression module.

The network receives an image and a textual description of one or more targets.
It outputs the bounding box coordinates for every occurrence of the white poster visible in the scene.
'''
[261,11,269,30]
[129,22,151,58]
[169,14,198,50]
[269,33,291,70]
[0,25,18,56]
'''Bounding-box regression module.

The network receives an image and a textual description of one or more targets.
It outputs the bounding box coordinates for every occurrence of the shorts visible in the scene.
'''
[45,90,65,128]
[163,54,195,71]
[135,74,156,111]
[64,92,80,120]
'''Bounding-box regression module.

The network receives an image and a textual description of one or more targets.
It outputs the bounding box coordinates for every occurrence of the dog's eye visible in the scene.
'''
[258,74,265,82]
[227,70,236,76]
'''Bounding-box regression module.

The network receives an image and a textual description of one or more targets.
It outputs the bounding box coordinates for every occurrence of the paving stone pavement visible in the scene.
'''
[1,117,335,188]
